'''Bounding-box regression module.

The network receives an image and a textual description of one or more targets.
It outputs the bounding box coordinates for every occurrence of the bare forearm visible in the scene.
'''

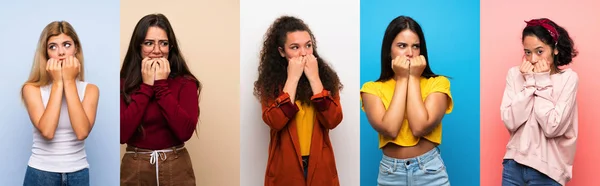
[37,82,63,139]
[381,77,408,137]
[64,80,91,140]
[308,78,324,96]
[406,77,430,136]
[283,77,299,103]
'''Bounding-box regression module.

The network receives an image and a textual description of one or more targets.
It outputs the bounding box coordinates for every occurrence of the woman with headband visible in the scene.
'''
[120,13,201,185]
[500,18,578,186]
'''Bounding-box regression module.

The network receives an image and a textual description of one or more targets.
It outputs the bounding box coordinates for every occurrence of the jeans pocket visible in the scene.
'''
[423,156,445,174]
[379,160,392,175]
[502,159,510,165]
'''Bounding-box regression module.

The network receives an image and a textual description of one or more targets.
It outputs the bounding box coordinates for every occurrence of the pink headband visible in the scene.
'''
[525,19,559,45]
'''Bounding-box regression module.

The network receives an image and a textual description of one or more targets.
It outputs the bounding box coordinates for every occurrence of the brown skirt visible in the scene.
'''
[120,145,196,186]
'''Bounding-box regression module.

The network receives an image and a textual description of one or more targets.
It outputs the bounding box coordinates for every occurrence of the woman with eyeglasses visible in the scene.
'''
[119,13,202,186]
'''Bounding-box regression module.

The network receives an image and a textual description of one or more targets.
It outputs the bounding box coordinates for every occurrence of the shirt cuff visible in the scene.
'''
[138,83,154,97]
[310,89,333,112]
[152,80,170,99]
[534,72,552,90]
[276,92,299,119]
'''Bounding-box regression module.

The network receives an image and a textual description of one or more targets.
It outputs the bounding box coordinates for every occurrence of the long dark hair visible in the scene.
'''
[254,16,342,104]
[377,16,438,82]
[120,14,201,137]
[522,18,577,72]
[120,13,201,103]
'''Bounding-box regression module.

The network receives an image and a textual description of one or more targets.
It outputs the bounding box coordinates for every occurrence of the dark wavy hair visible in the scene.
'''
[377,16,438,82]
[254,16,342,104]
[120,13,201,102]
[522,18,578,72]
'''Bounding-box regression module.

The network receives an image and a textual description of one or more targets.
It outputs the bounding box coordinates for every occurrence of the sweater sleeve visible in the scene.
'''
[500,67,536,133]
[533,71,578,138]
[154,79,200,142]
[120,82,154,144]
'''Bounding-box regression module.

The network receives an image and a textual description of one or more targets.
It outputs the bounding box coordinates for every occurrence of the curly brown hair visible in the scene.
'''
[254,16,343,104]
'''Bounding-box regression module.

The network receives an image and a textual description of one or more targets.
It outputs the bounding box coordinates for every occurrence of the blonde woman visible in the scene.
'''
[21,21,99,186]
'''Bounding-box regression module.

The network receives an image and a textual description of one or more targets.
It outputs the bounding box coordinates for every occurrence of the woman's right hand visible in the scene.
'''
[141,57,155,86]
[392,55,410,78]
[287,56,306,81]
[46,58,63,83]
[519,56,534,75]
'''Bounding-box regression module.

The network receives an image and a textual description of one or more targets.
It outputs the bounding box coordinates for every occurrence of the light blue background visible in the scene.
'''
[0,1,120,185]
[360,0,481,185]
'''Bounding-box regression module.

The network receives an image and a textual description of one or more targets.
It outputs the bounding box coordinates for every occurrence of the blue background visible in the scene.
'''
[0,1,120,185]
[360,0,481,185]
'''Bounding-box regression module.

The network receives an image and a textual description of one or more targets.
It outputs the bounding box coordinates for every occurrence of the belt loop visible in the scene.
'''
[133,147,139,159]
[173,147,180,159]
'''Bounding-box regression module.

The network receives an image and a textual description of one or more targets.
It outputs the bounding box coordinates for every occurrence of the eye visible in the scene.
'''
[143,41,153,46]
[306,43,312,48]
[291,46,298,50]
[160,41,169,47]
[412,45,420,49]
[397,43,406,48]
[524,51,531,55]
[536,50,543,55]
[64,43,72,48]
[48,45,56,50]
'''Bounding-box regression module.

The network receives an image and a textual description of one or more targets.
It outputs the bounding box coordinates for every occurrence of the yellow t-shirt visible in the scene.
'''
[295,101,315,156]
[360,76,453,148]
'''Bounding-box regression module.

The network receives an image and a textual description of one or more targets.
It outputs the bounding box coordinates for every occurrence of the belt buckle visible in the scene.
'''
[302,158,308,168]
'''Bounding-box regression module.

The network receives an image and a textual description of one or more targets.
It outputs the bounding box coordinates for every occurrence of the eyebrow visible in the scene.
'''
[524,46,544,51]
[396,41,420,45]
[289,40,312,46]
[144,39,169,42]
[47,41,72,46]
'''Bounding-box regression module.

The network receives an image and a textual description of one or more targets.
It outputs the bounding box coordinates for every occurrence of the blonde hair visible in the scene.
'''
[21,21,85,100]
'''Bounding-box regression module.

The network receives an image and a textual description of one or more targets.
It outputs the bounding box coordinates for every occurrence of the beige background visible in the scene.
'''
[120,1,240,185]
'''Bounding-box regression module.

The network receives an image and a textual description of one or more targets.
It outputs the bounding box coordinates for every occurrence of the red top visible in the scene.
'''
[120,76,199,150]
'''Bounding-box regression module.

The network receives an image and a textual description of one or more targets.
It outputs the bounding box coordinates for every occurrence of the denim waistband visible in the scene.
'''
[381,147,441,170]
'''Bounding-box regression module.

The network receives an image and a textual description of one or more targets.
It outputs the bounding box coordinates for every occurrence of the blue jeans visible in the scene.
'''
[377,147,450,186]
[502,159,561,186]
[23,166,89,186]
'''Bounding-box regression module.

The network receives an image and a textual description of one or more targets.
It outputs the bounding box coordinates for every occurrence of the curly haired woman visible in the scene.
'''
[254,16,344,186]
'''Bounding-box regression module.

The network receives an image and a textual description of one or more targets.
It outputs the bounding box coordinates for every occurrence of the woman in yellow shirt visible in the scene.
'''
[361,16,453,186]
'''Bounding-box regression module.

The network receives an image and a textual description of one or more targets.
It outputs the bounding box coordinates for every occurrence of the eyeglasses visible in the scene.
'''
[141,40,170,52]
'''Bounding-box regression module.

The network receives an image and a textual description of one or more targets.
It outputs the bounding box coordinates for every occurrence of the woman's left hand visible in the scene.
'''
[409,55,427,77]
[533,59,550,73]
[303,54,319,81]
[62,56,80,81]
[155,58,171,80]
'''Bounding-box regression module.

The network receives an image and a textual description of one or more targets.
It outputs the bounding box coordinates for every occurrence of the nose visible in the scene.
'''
[57,46,65,57]
[531,54,539,63]
[299,47,307,57]
[406,48,414,58]
[151,45,163,55]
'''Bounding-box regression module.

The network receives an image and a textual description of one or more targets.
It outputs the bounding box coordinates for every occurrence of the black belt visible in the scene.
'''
[302,156,309,168]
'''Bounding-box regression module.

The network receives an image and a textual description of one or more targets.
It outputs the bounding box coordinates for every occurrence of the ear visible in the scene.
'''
[553,48,558,55]
[278,47,286,58]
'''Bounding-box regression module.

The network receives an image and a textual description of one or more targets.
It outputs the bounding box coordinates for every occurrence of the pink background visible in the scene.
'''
[481,0,600,185]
